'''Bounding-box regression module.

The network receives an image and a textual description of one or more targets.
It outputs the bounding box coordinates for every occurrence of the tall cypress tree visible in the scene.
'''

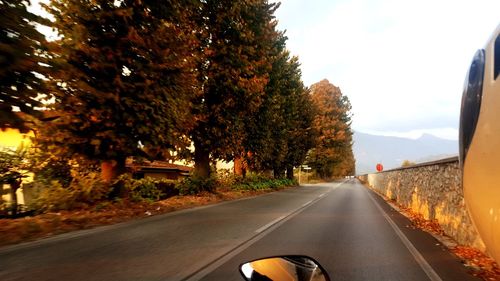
[46,0,199,181]
[239,30,287,176]
[191,0,280,180]
[245,49,315,179]
[282,59,316,179]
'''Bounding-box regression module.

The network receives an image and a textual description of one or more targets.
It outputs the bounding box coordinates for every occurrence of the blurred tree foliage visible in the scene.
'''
[43,0,200,181]
[401,160,416,167]
[280,61,317,179]
[244,44,315,179]
[190,0,281,181]
[1,0,357,197]
[30,147,73,188]
[0,0,52,131]
[307,79,355,179]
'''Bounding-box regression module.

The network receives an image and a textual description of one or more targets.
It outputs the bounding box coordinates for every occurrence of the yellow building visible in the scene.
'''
[0,128,35,206]
[0,128,33,150]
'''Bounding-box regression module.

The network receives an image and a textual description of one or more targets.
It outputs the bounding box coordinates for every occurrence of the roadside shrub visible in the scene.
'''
[239,173,270,184]
[234,177,297,191]
[112,175,179,200]
[129,179,160,202]
[114,174,162,201]
[32,171,109,212]
[32,180,76,211]
[217,169,241,187]
[156,179,179,199]
[70,170,109,203]
[177,174,217,195]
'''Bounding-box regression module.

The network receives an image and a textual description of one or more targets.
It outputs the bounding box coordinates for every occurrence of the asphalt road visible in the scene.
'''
[0,179,479,281]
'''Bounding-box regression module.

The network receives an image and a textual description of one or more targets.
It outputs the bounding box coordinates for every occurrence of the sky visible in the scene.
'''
[273,0,500,140]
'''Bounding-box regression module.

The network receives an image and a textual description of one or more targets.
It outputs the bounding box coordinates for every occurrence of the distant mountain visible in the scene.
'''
[353,131,458,174]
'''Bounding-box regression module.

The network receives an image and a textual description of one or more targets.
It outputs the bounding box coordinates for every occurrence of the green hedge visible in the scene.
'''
[234,177,297,191]
[29,170,297,213]
[113,175,179,202]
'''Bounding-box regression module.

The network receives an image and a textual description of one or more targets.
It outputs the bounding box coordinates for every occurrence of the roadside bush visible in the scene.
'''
[177,174,217,195]
[129,178,162,202]
[216,169,241,187]
[70,170,109,203]
[234,177,297,191]
[32,180,75,211]
[114,175,158,202]
[156,180,179,199]
[113,175,179,202]
[32,171,109,212]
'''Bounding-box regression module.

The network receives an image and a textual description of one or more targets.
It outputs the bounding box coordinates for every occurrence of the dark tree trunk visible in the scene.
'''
[286,166,294,179]
[273,167,284,179]
[194,139,211,179]
[101,156,126,183]
[234,156,247,178]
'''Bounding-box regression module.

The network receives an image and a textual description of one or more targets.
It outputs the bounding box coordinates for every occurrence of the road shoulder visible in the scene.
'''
[360,182,482,280]
[0,186,299,250]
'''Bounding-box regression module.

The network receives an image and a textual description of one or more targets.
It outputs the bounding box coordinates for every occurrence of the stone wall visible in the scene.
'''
[358,157,485,250]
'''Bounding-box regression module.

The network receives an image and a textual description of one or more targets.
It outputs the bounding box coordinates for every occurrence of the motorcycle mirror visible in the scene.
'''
[239,255,330,281]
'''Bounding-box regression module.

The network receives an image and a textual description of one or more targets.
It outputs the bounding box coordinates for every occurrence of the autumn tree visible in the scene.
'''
[245,45,315,179]
[191,0,280,180]
[45,0,199,182]
[241,31,286,176]
[0,0,52,131]
[283,81,316,179]
[307,79,354,179]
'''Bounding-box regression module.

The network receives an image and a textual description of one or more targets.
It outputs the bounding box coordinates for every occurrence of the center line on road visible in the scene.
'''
[255,216,286,233]
[319,193,326,198]
[183,185,336,281]
[302,200,313,207]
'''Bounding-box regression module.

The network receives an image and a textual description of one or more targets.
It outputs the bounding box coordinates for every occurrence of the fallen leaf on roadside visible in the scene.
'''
[365,186,500,281]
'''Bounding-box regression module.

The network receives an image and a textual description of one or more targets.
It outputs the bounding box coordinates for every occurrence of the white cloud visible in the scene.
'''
[276,0,500,138]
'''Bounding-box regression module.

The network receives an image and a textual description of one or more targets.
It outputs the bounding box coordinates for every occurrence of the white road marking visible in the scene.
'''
[185,185,336,281]
[302,200,313,207]
[367,191,443,281]
[255,216,286,233]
